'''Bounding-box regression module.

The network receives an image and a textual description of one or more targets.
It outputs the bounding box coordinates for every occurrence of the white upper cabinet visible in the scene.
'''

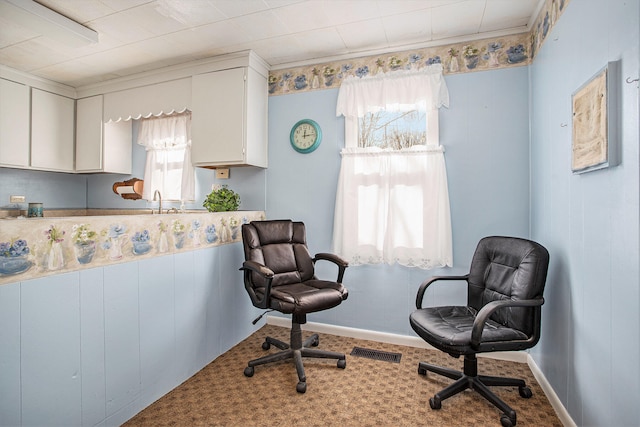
[191,66,267,168]
[30,88,75,172]
[76,95,132,174]
[2,51,267,174]
[0,78,30,168]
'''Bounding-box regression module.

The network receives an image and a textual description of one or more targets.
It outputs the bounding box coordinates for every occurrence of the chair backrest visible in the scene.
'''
[467,236,549,336]
[242,220,315,288]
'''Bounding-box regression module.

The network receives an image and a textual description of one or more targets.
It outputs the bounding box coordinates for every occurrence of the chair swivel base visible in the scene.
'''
[243,322,346,393]
[418,354,532,427]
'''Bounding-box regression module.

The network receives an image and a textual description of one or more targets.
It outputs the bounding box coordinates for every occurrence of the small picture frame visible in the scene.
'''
[571,61,619,174]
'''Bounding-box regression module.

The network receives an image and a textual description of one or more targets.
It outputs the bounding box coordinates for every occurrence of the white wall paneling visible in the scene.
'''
[21,272,82,426]
[0,282,21,426]
[79,268,106,427]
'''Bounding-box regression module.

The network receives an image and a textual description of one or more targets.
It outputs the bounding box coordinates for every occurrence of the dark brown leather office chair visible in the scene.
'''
[240,220,349,393]
[409,236,549,427]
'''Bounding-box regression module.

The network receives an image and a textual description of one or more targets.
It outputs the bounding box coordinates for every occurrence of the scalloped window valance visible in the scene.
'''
[104,78,191,122]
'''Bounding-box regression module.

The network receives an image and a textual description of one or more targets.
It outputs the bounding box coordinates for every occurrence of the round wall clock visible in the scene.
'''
[290,119,322,153]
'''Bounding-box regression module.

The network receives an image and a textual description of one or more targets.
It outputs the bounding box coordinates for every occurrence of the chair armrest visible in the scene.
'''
[314,252,348,267]
[313,253,349,283]
[239,260,275,309]
[240,260,275,278]
[471,298,545,348]
[415,275,470,309]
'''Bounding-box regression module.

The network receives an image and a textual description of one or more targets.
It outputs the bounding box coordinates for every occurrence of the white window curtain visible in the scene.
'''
[136,112,195,202]
[333,65,453,269]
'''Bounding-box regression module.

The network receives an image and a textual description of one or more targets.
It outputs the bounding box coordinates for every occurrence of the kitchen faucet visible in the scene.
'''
[153,190,162,214]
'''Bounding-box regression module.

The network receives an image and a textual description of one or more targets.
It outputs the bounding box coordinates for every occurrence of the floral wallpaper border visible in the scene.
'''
[0,211,265,286]
[268,0,570,96]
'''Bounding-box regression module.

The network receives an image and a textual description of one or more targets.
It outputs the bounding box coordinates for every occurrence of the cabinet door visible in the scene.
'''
[31,89,75,172]
[76,95,103,172]
[0,79,30,168]
[191,68,246,166]
[76,95,132,174]
[102,120,132,174]
[244,66,268,168]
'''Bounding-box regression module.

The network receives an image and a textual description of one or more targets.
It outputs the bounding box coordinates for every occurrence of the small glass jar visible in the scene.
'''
[27,203,43,217]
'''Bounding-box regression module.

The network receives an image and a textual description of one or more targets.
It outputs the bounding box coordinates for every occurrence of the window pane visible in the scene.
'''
[358,110,426,149]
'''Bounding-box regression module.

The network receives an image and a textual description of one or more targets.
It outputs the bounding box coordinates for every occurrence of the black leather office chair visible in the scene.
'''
[240,220,349,393]
[409,236,549,427]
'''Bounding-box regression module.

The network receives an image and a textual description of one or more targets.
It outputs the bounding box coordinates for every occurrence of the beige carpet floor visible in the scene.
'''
[124,324,562,426]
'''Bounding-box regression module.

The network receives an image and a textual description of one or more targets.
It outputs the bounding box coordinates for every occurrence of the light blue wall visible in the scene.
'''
[0,168,88,209]
[266,66,531,336]
[529,1,640,425]
[0,243,260,426]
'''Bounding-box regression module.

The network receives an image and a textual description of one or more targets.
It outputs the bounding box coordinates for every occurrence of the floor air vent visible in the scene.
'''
[350,347,402,363]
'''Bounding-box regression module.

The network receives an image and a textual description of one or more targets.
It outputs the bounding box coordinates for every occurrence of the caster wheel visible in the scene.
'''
[519,386,532,398]
[244,366,254,377]
[429,396,441,410]
[262,341,271,351]
[418,366,427,376]
[337,359,346,369]
[500,414,515,427]
[296,382,307,393]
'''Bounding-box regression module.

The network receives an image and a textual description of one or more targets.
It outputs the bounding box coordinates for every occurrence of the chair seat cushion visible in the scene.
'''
[409,306,529,355]
[270,280,348,315]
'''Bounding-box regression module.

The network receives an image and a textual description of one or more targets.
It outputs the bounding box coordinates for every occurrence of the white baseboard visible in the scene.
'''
[526,354,577,427]
[266,315,575,426]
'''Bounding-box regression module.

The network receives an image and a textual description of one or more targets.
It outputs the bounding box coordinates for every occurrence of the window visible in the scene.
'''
[333,65,453,269]
[359,110,427,149]
[136,112,195,202]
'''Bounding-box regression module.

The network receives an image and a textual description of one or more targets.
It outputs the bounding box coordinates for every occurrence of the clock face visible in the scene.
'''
[290,119,322,153]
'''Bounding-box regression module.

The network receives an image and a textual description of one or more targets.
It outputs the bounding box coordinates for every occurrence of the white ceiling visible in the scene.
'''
[0,0,543,88]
